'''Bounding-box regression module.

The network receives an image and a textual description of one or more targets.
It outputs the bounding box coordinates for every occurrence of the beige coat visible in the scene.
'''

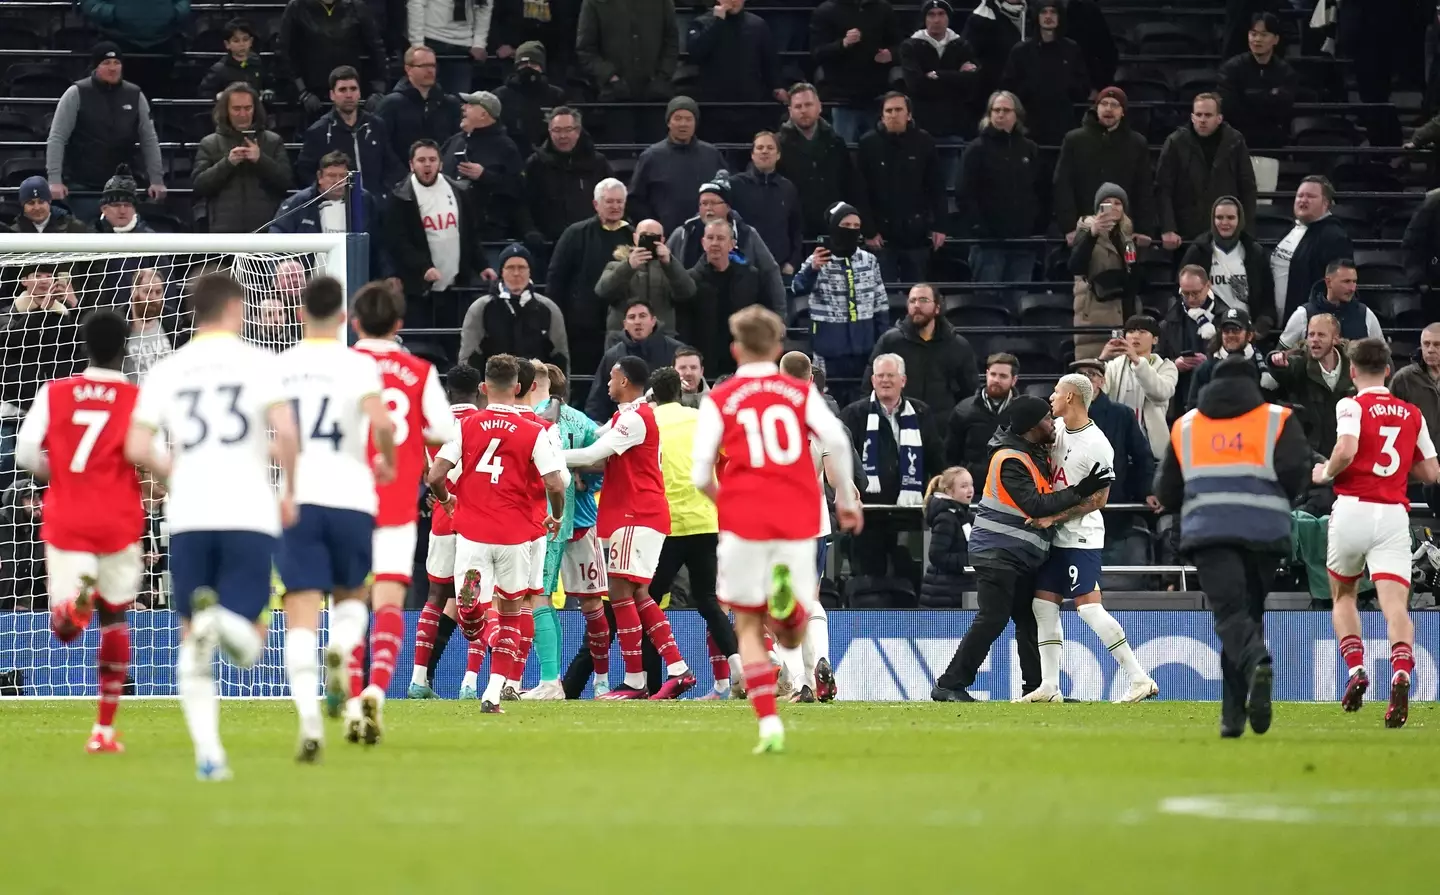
[1072,212,1134,359]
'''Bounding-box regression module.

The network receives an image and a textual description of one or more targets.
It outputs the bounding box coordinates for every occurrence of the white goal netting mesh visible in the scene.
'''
[0,247,341,697]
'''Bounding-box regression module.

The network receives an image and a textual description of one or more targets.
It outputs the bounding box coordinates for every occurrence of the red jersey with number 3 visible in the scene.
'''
[39,372,145,553]
[354,341,433,526]
[709,372,823,540]
[451,407,548,545]
[429,403,480,536]
[1334,387,1434,507]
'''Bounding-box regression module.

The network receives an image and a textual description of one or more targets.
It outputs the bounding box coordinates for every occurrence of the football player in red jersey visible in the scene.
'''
[1313,338,1440,728]
[15,311,145,753]
[409,364,483,699]
[348,283,457,740]
[562,356,697,699]
[692,306,861,753]
[426,355,566,713]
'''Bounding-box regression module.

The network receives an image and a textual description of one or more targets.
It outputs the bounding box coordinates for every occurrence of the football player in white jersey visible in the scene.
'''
[1018,374,1158,704]
[276,277,397,761]
[125,273,300,781]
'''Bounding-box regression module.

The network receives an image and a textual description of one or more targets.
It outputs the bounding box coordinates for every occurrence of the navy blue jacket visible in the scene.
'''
[1089,391,1154,504]
[295,110,403,199]
[268,184,392,278]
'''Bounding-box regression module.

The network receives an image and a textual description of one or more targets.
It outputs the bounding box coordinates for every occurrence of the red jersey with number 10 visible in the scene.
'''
[39,372,145,553]
[451,407,548,545]
[354,340,433,526]
[709,372,823,540]
[596,401,670,538]
[429,403,480,536]
[1334,388,1432,507]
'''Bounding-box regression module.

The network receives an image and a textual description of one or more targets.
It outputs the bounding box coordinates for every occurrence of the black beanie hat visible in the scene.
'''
[1005,395,1052,435]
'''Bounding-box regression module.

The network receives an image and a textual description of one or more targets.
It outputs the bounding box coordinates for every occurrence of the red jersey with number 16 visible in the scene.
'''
[429,403,480,536]
[354,339,447,526]
[708,372,823,540]
[450,406,552,545]
[1333,387,1436,507]
[596,401,670,538]
[36,371,145,553]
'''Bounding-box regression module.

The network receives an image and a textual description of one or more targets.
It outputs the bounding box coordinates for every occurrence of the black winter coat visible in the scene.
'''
[776,117,864,238]
[441,123,533,240]
[277,0,387,97]
[685,10,782,102]
[920,495,973,608]
[585,330,689,420]
[945,391,1008,484]
[1154,123,1256,241]
[728,166,805,271]
[0,304,81,409]
[1181,229,1276,331]
[1216,51,1299,151]
[383,175,490,297]
[685,258,765,376]
[839,396,946,504]
[855,122,947,248]
[1158,295,1235,418]
[523,133,615,242]
[809,0,901,104]
[1089,391,1154,503]
[1401,188,1440,289]
[899,30,982,138]
[1001,35,1089,147]
[546,216,635,372]
[376,84,463,170]
[294,110,403,198]
[199,53,269,99]
[494,70,566,162]
[954,124,1042,237]
[1281,215,1354,319]
[1053,110,1155,235]
[866,316,977,424]
[961,0,1026,99]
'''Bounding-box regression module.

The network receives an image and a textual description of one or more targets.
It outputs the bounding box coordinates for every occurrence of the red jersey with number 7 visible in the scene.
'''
[354,339,453,526]
[32,370,145,553]
[1333,387,1436,507]
[447,406,560,545]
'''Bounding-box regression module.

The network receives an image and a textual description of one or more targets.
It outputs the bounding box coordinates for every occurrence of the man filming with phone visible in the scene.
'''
[192,82,291,234]
[596,219,697,339]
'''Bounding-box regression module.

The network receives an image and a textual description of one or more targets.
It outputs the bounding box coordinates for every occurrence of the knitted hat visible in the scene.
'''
[459,91,502,120]
[1094,181,1129,212]
[515,40,546,69]
[498,242,533,270]
[101,165,138,206]
[666,95,700,125]
[18,176,50,204]
[920,0,952,15]
[698,175,730,206]
[1096,85,1127,110]
[1005,395,1052,435]
[91,41,122,67]
[827,201,860,231]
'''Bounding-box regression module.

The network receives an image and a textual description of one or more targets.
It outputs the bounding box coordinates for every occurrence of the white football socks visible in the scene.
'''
[206,606,262,668]
[1033,599,1063,689]
[329,598,369,656]
[285,627,323,740]
[482,672,506,704]
[802,602,830,689]
[461,670,479,691]
[623,671,647,690]
[666,661,689,678]
[411,665,429,687]
[177,636,224,767]
[1077,603,1145,678]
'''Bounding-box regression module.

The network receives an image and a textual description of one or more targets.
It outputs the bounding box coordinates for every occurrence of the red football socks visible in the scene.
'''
[490,606,524,683]
[515,606,535,676]
[1340,634,1365,674]
[610,596,645,674]
[368,606,404,692]
[1392,642,1415,680]
[583,606,610,675]
[706,633,729,684]
[743,661,778,721]
[413,602,443,670]
[635,594,683,666]
[96,620,129,727]
[348,644,364,698]
[466,639,486,674]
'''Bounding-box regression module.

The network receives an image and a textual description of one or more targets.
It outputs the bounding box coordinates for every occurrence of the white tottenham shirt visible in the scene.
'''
[278,338,385,515]
[1270,220,1307,308]
[1049,420,1114,550]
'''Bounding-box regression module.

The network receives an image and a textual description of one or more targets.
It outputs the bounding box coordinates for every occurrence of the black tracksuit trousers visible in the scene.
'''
[1193,545,1278,721]
[936,562,1041,694]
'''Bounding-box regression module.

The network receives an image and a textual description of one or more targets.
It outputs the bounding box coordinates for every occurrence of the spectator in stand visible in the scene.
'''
[295,66,403,199]
[1099,314,1177,460]
[1278,258,1383,349]
[493,42,565,161]
[777,83,864,239]
[686,0,788,143]
[78,0,189,90]
[585,301,687,419]
[378,48,464,167]
[866,283,977,426]
[192,84,292,234]
[1180,196,1276,335]
[946,351,1015,482]
[839,353,945,589]
[198,19,272,100]
[1001,1,1090,147]
[1217,12,1298,153]
[856,92,947,283]
[1186,307,1278,409]
[458,243,568,372]
[667,177,786,315]
[919,466,974,609]
[486,0,576,86]
[0,268,82,480]
[1070,357,1154,507]
[1061,0,1116,90]
[123,268,172,382]
[1155,94,1256,252]
[279,0,388,118]
[627,97,727,236]
[576,0,679,140]
[809,0,901,143]
[1159,265,1235,418]
[1053,87,1154,246]
[271,151,389,283]
[384,139,495,332]
[790,202,889,402]
[597,219,696,336]
[1267,312,1356,456]
[729,132,805,277]
[900,0,982,142]
[955,90,1041,291]
[1391,323,1440,454]
[45,44,166,227]
[685,219,765,376]
[407,0,494,95]
[7,178,88,234]
[524,107,614,243]
[441,91,534,242]
[94,168,152,234]
[675,346,709,407]
[547,178,635,373]
[1403,188,1440,317]
[1069,182,1138,360]
[248,259,308,350]
[962,0,1028,100]
[1273,176,1355,320]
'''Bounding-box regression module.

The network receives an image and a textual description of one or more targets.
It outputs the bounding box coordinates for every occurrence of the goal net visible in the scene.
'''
[0,233,350,698]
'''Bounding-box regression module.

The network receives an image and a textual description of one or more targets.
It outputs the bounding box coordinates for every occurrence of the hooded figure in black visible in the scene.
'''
[493,42,567,161]
[899,0,984,139]
[1000,1,1090,146]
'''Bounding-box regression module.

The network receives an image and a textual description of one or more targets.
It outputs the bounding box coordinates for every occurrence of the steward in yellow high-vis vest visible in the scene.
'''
[932,395,1114,702]
[1155,355,1309,738]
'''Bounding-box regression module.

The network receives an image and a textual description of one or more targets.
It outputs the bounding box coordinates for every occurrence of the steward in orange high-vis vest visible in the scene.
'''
[932,395,1114,702]
[1155,355,1309,738]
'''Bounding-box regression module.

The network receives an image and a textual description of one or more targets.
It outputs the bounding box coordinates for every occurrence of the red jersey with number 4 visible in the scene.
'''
[451,407,549,545]
[38,372,145,553]
[1334,387,1435,507]
[709,373,823,540]
[429,403,480,536]
[596,401,670,538]
[354,340,434,526]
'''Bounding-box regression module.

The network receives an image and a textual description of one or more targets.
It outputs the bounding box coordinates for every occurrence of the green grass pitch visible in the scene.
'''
[2,700,1436,894]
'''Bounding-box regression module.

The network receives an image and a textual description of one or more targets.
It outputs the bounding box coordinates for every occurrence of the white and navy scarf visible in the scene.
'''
[863,393,925,506]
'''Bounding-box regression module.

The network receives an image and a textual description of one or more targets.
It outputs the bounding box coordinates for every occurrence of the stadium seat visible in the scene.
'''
[1017,293,1074,329]
[1129,22,1214,56]
[985,336,1062,375]
[1329,203,1376,238]
[3,64,71,99]
[0,110,38,142]
[50,26,100,52]
[1113,77,1172,105]
[0,25,43,51]
[0,156,44,188]
[1291,116,1363,148]
[1173,68,1220,101]
[944,293,1012,329]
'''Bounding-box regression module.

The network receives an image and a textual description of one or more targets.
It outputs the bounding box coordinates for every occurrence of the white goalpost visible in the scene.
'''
[0,233,352,699]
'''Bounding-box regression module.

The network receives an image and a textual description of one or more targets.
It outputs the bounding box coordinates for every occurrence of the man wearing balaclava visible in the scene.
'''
[789,201,889,405]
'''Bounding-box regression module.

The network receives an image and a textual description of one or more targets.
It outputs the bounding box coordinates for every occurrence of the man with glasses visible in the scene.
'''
[1159,265,1234,418]
[523,107,615,243]
[377,47,462,167]
[865,283,977,427]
